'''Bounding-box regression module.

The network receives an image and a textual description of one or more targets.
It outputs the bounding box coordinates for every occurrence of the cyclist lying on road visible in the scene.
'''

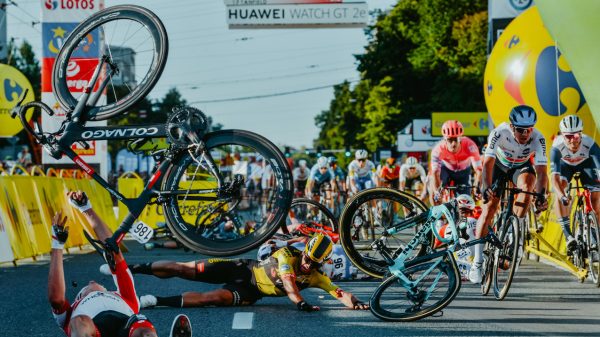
[49,191,192,337]
[101,234,369,312]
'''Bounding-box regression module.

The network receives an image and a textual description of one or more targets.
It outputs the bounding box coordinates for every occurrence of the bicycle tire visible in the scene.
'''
[480,242,494,296]
[53,5,168,120]
[586,212,600,286]
[161,129,293,256]
[369,256,461,322]
[572,209,586,269]
[339,188,428,278]
[493,214,519,300]
[284,197,338,234]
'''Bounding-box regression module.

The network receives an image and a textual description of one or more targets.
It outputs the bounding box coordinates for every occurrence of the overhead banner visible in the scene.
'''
[225,2,368,28]
[412,119,441,141]
[0,64,35,138]
[41,0,108,178]
[431,112,491,137]
[397,134,438,152]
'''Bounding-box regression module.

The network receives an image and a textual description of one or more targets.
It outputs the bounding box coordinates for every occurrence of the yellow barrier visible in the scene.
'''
[0,169,117,264]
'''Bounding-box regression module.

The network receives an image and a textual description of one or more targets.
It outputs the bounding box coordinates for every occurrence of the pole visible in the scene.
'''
[0,0,7,60]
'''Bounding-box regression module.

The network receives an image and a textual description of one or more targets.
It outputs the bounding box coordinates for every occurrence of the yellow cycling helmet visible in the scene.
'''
[304,234,333,263]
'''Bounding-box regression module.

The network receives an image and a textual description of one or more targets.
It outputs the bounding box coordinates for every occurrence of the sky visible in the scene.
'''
[4,0,397,148]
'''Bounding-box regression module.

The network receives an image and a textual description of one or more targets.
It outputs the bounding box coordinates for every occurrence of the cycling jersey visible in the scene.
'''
[430,137,482,173]
[485,122,547,169]
[52,260,139,336]
[347,160,375,178]
[308,164,335,184]
[399,164,427,183]
[550,134,600,172]
[293,167,309,181]
[191,249,341,306]
[331,166,346,181]
[379,165,400,181]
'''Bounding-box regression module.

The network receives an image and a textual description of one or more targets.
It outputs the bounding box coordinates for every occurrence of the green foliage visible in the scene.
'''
[315,0,488,151]
[3,40,41,100]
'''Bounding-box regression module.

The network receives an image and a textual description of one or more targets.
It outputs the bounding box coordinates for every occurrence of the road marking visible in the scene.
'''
[232,312,254,330]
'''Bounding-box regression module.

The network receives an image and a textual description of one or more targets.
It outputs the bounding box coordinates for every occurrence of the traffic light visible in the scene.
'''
[345,147,351,157]
[317,146,323,157]
[284,146,291,158]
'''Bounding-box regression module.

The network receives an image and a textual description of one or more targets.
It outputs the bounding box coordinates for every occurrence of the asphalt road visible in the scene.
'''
[1,241,599,337]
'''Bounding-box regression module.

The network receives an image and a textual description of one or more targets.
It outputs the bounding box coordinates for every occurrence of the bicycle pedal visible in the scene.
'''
[535,226,544,234]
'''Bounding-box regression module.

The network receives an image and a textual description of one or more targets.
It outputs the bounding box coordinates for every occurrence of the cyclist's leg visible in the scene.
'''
[454,168,472,196]
[554,162,574,240]
[512,164,537,218]
[581,160,600,218]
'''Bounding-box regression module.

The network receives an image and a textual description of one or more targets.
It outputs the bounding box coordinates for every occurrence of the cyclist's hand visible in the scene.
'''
[67,191,92,213]
[51,211,69,249]
[560,195,570,207]
[297,301,320,312]
[483,187,494,204]
[352,301,369,310]
[473,187,482,201]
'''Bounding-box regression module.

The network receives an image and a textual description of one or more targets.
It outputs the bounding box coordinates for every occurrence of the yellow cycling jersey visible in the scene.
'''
[252,247,341,298]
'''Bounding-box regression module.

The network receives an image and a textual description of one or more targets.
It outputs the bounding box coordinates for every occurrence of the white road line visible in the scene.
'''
[232,312,254,330]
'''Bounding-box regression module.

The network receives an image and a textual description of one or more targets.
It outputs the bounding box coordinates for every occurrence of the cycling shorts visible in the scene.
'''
[193,259,262,306]
[353,176,374,191]
[405,176,424,191]
[440,166,471,195]
[491,161,536,196]
[296,179,307,192]
[312,181,331,194]
[556,158,600,188]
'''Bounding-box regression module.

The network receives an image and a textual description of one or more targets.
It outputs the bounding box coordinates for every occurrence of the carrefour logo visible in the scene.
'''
[510,0,533,11]
[45,0,95,10]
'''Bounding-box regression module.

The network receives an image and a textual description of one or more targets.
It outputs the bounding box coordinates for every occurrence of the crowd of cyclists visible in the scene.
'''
[288,105,600,284]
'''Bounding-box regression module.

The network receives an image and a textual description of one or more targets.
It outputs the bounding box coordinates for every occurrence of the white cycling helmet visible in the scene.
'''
[317,156,328,168]
[298,159,307,168]
[355,149,368,160]
[406,156,418,167]
[559,115,583,134]
[456,194,475,210]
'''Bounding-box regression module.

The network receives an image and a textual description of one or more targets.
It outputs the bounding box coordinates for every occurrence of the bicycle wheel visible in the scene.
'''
[53,5,168,120]
[493,214,519,300]
[586,212,600,286]
[572,210,586,269]
[339,188,428,278]
[285,198,338,235]
[369,256,461,322]
[162,129,293,256]
[480,242,494,295]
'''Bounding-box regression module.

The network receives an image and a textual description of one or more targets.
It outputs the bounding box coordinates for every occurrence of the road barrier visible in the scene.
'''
[0,167,117,265]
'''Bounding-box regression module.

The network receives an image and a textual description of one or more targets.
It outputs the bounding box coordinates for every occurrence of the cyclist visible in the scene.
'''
[470,105,549,283]
[107,234,369,312]
[428,120,482,204]
[551,115,600,252]
[49,191,191,337]
[378,157,400,189]
[293,159,310,197]
[306,156,336,198]
[399,156,428,201]
[328,156,347,193]
[347,149,376,194]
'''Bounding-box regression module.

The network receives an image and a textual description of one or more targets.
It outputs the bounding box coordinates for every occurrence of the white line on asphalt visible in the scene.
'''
[232,312,254,330]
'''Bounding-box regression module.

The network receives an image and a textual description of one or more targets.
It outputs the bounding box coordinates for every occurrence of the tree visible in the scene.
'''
[3,40,41,100]
[356,77,400,152]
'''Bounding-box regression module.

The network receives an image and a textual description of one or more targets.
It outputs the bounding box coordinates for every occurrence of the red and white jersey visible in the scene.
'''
[52,260,139,334]
[430,137,482,173]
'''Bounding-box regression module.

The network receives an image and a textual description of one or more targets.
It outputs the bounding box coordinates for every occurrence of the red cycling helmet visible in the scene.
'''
[441,120,464,138]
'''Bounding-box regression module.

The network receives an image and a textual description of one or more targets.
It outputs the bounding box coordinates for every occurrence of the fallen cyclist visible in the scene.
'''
[49,190,192,337]
[101,234,369,312]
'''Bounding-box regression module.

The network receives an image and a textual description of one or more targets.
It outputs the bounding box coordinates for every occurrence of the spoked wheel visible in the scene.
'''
[285,198,338,237]
[493,214,520,300]
[339,188,428,278]
[586,212,600,286]
[480,242,494,296]
[52,5,168,120]
[162,130,293,256]
[572,211,586,270]
[369,256,461,322]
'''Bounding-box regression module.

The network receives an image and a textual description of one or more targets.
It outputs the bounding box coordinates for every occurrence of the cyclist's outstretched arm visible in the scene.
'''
[481,156,495,196]
[48,211,68,311]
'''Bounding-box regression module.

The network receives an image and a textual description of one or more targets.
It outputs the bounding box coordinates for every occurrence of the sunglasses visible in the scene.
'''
[319,166,328,170]
[445,137,458,143]
[408,166,417,170]
[358,159,366,162]
[513,126,533,134]
[564,133,581,140]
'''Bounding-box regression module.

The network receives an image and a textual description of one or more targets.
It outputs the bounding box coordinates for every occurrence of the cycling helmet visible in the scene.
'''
[481,144,488,155]
[304,234,333,263]
[509,105,537,127]
[441,120,464,138]
[559,115,583,134]
[406,156,418,167]
[386,157,396,165]
[327,156,337,165]
[355,149,368,160]
[298,159,307,168]
[456,194,475,210]
[317,156,328,168]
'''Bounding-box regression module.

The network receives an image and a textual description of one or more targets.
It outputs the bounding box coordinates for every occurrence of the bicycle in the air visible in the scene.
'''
[10,5,293,256]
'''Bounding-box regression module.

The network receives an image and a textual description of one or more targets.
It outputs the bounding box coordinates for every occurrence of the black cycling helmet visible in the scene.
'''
[509,105,537,127]
[327,156,337,165]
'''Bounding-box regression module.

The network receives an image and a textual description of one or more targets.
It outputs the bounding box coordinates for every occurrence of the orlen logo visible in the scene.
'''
[66,60,89,90]
[66,61,80,77]
[46,0,95,10]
